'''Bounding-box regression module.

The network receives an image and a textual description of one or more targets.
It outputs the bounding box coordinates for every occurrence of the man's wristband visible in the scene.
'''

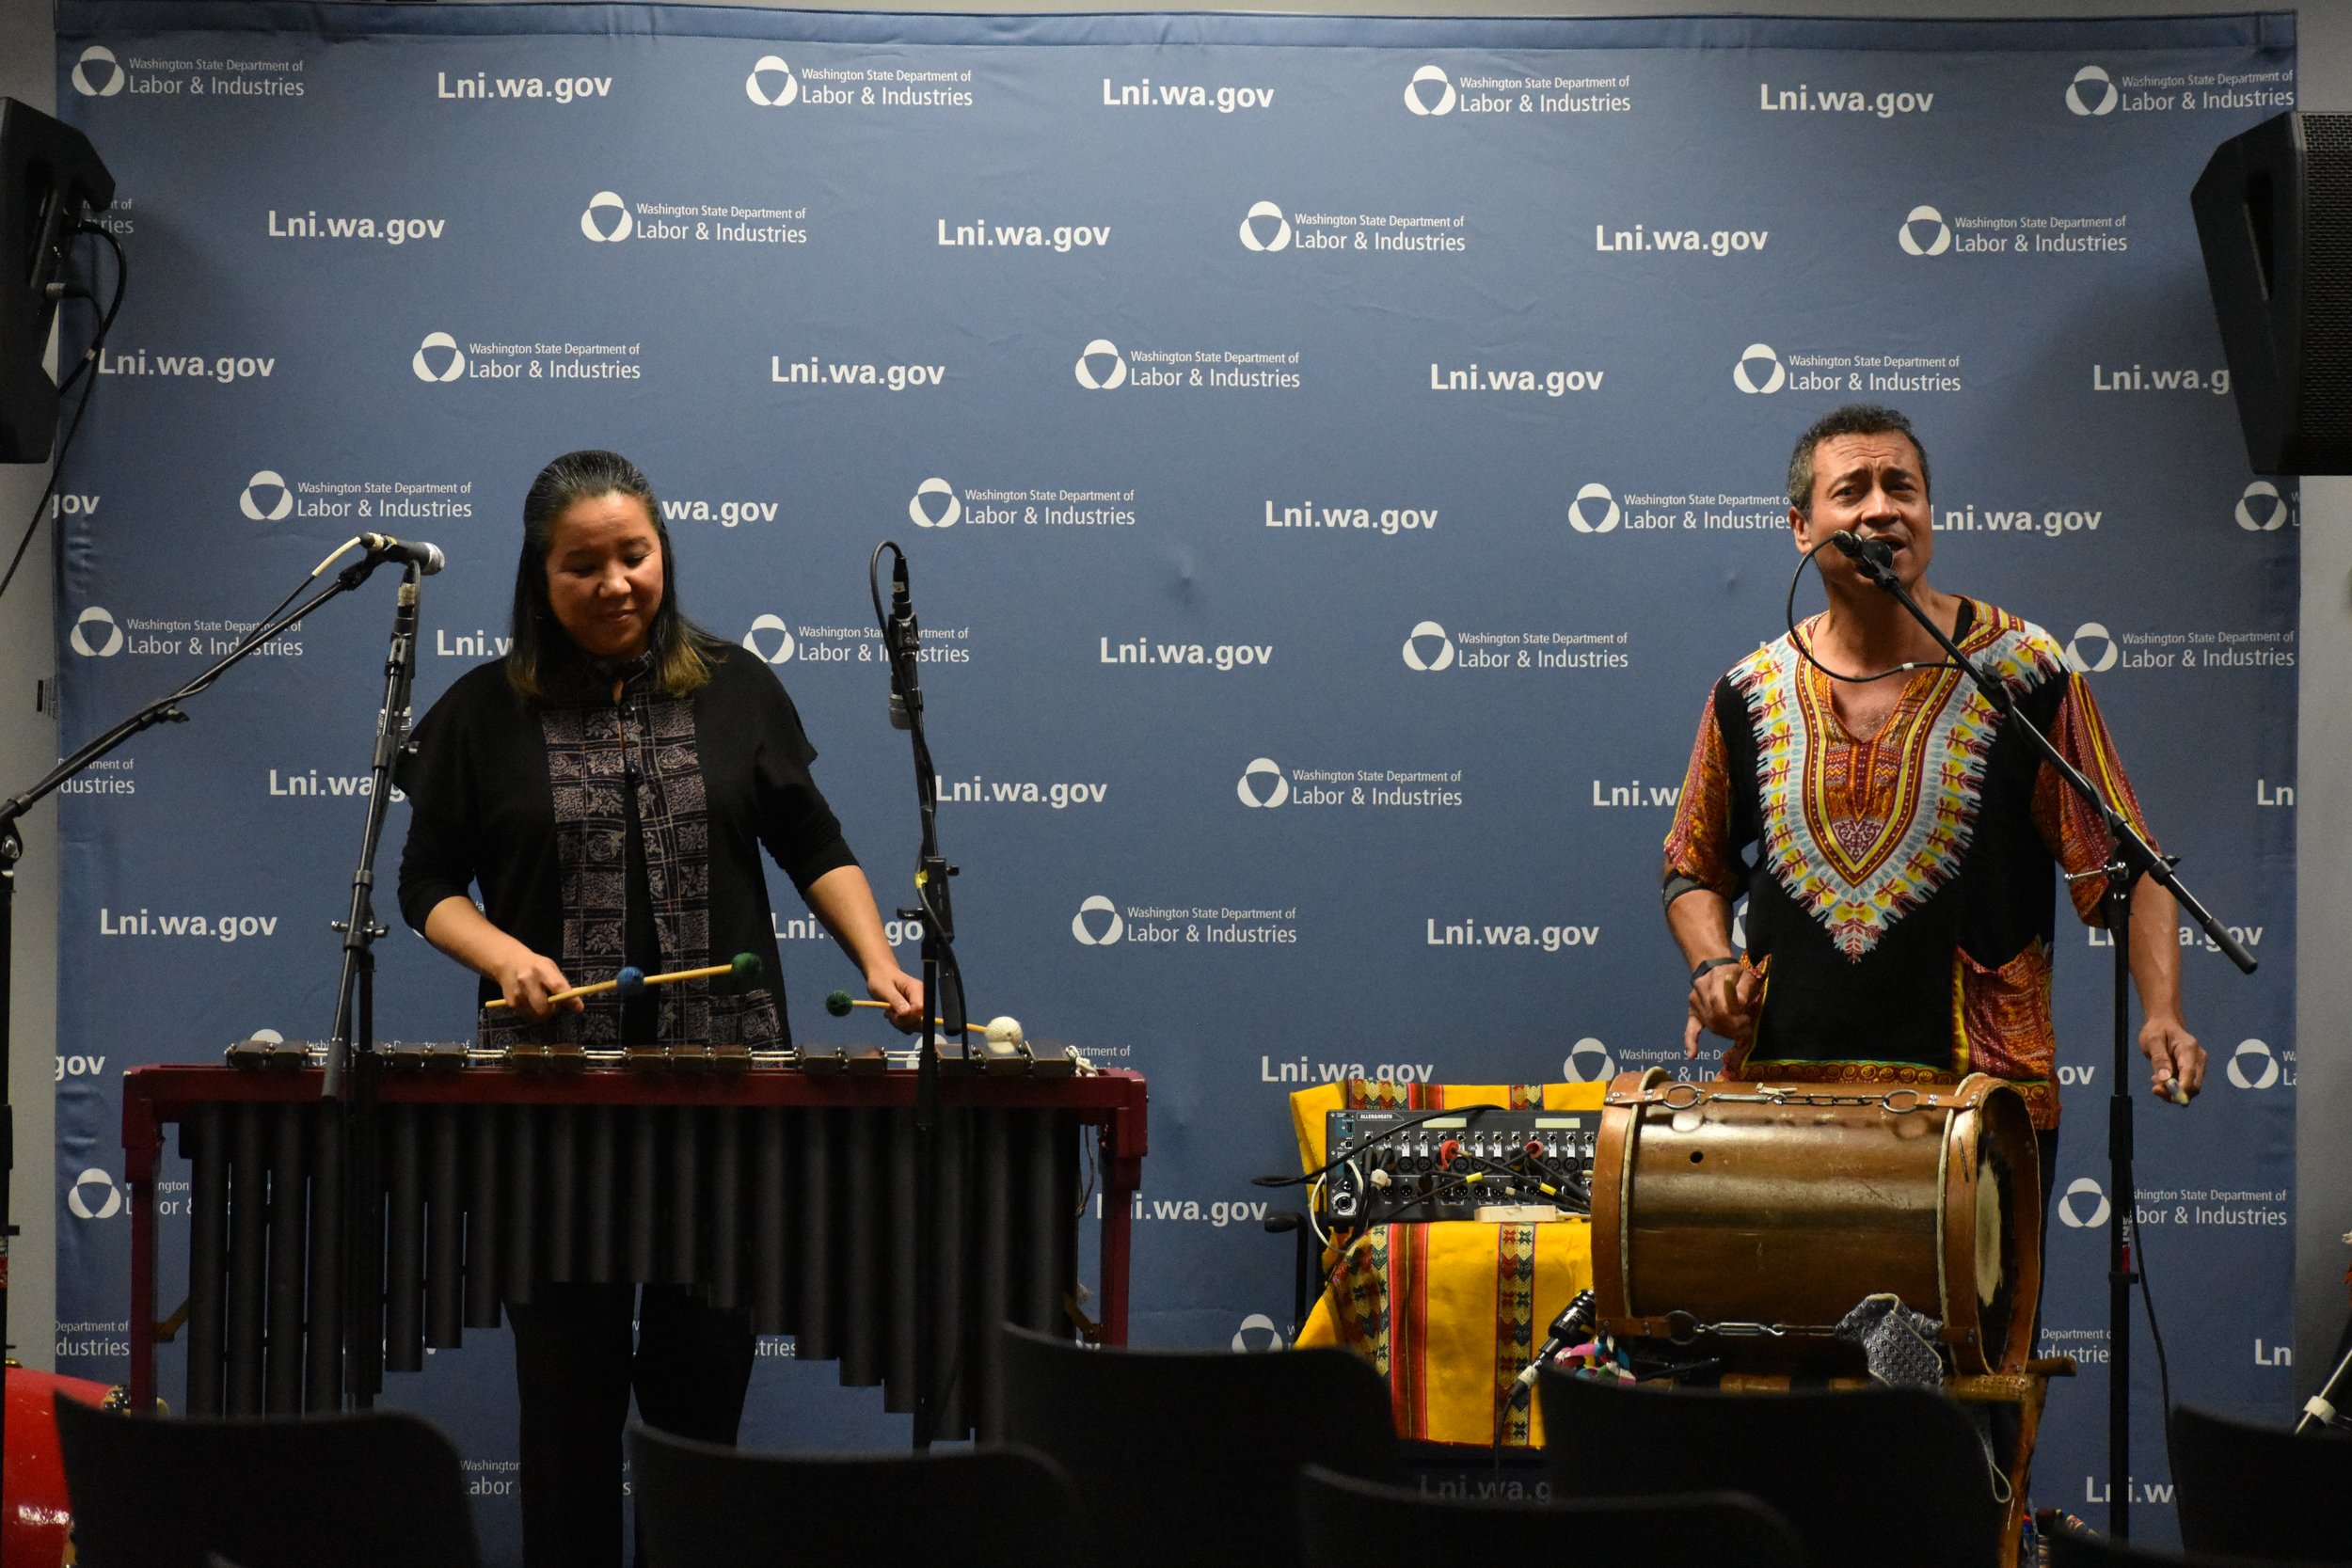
[1691,956,1740,983]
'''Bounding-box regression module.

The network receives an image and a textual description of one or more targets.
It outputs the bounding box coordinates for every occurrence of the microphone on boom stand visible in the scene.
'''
[1815,512,2250,1543]
[870,540,963,1450]
[1828,530,1895,573]
[358,532,445,576]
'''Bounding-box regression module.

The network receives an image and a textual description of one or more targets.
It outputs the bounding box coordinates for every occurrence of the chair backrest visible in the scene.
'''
[1295,1463,1804,1568]
[55,1399,483,1568]
[2050,1521,2342,1568]
[1537,1370,2003,1568]
[628,1421,1080,1568]
[997,1323,1403,1568]
[2173,1402,2352,1562]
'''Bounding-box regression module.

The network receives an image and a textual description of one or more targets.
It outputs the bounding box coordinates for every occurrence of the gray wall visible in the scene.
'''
[7,0,2348,1402]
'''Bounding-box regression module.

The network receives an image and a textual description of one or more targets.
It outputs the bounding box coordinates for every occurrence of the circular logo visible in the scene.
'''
[1232,1313,1286,1353]
[2058,1177,2111,1230]
[1567,483,1621,533]
[1733,343,1786,395]
[1072,895,1124,946]
[746,55,800,107]
[580,190,633,243]
[2235,480,2289,532]
[1899,204,1952,257]
[1237,757,1290,809]
[1239,200,1293,253]
[2227,1038,2280,1090]
[412,331,467,383]
[741,613,796,663]
[70,605,123,657]
[1404,65,1456,117]
[2064,622,2118,674]
[1563,1037,1616,1084]
[910,477,961,529]
[69,1167,122,1221]
[72,45,125,98]
[2067,65,2119,118]
[240,469,294,522]
[1074,339,1127,391]
[1402,620,1454,673]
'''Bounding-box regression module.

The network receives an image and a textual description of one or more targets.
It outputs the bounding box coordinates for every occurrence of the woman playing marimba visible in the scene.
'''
[397,448,922,1566]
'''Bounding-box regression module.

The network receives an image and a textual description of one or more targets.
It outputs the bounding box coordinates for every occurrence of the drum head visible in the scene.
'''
[1958,1077,2041,1372]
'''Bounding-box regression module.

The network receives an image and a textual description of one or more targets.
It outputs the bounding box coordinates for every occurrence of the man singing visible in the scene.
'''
[1661,404,2204,1181]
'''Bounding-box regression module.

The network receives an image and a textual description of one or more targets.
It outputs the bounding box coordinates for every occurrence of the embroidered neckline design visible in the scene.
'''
[1731,603,2064,959]
[482,675,782,1053]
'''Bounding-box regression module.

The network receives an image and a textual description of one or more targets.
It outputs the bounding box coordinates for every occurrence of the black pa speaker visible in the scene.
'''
[2192,111,2352,474]
[0,97,115,464]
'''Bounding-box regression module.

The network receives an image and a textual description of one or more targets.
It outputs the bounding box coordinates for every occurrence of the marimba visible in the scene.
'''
[123,1063,1148,1441]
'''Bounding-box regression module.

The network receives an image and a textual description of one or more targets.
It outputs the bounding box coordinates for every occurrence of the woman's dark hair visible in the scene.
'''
[505,449,719,699]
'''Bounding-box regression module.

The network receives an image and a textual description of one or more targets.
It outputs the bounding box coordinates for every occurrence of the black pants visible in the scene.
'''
[507,1283,756,1568]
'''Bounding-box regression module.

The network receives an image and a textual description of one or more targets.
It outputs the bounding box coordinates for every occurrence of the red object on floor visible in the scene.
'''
[5,1364,114,1568]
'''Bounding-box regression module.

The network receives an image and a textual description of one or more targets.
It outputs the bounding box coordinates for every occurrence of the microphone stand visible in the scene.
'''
[320,562,423,1412]
[0,547,398,1471]
[1839,545,2255,1540]
[871,543,961,1449]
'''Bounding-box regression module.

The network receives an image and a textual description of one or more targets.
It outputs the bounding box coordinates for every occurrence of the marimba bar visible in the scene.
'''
[123,1065,1148,1442]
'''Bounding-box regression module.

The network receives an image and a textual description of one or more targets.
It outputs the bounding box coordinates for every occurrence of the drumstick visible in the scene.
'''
[484,952,762,1011]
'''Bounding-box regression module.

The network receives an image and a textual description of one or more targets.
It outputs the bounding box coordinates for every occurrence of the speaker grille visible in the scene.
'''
[2298,116,2352,466]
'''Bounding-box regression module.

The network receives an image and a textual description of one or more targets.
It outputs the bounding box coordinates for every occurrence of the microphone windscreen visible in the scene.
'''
[1830,530,1894,569]
[825,990,854,1016]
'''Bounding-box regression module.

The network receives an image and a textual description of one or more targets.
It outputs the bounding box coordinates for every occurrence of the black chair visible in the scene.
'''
[55,1399,483,1568]
[628,1421,1079,1568]
[1295,1462,1803,1568]
[1538,1370,2003,1568]
[2051,1523,2340,1568]
[2173,1402,2352,1561]
[997,1323,1403,1568]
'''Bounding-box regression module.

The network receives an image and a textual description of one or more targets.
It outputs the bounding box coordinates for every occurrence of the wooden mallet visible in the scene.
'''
[826,991,1023,1050]
[485,951,761,1011]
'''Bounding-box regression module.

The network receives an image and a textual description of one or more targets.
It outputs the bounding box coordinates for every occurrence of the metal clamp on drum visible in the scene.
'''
[1590,1069,2042,1373]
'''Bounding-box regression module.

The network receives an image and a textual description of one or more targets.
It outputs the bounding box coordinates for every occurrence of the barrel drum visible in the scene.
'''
[1590,1069,2041,1372]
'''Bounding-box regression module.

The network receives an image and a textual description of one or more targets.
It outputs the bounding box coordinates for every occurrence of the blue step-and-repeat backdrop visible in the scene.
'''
[51,3,2297,1552]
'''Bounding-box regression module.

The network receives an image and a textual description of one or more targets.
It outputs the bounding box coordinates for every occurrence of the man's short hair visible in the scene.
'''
[1787,404,1931,516]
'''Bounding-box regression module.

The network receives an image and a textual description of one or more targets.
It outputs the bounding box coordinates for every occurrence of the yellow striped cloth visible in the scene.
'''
[1290,1079,1605,1448]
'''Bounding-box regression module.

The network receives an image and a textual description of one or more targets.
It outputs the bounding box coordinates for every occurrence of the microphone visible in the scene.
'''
[359,532,446,575]
[1829,531,1894,572]
[887,552,919,730]
[1512,1290,1598,1393]
[890,553,914,641]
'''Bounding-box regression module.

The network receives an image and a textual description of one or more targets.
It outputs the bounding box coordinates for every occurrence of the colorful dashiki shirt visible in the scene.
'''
[1662,600,2154,1130]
